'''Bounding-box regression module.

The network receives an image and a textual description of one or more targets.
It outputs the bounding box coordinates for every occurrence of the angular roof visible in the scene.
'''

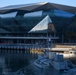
[0,2,76,14]
[28,15,56,33]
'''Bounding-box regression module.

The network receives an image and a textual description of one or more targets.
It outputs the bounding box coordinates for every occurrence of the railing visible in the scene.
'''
[0,36,59,39]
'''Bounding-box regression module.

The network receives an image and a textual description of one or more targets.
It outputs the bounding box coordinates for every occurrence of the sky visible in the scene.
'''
[0,0,76,7]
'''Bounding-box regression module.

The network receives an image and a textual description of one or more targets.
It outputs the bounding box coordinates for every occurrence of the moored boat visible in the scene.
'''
[34,57,50,68]
[49,53,68,71]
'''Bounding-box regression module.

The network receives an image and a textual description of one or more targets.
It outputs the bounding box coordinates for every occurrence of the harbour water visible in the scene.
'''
[0,50,76,75]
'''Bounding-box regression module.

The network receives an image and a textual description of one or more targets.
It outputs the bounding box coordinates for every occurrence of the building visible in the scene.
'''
[0,2,76,46]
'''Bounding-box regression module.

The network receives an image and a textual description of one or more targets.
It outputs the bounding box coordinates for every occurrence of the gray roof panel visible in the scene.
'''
[0,2,76,14]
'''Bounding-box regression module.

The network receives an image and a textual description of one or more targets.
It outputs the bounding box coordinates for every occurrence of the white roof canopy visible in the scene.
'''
[28,15,52,33]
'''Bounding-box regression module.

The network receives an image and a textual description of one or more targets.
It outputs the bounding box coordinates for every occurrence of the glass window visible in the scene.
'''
[24,11,42,17]
[54,10,74,17]
[0,12,17,18]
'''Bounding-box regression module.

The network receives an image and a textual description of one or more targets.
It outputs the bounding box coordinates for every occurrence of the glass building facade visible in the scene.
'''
[0,2,76,45]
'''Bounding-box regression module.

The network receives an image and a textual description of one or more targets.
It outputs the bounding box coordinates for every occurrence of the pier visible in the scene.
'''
[0,44,45,54]
[0,43,76,54]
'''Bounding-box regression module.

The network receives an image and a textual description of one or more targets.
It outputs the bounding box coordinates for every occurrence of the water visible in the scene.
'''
[0,51,76,75]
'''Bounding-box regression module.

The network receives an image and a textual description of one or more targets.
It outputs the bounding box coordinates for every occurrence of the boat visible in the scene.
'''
[49,53,68,71]
[63,50,76,60]
[49,48,76,60]
[34,58,50,68]
[34,50,51,68]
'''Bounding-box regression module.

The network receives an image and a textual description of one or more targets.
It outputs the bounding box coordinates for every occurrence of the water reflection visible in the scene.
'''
[0,53,31,75]
[0,52,76,75]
